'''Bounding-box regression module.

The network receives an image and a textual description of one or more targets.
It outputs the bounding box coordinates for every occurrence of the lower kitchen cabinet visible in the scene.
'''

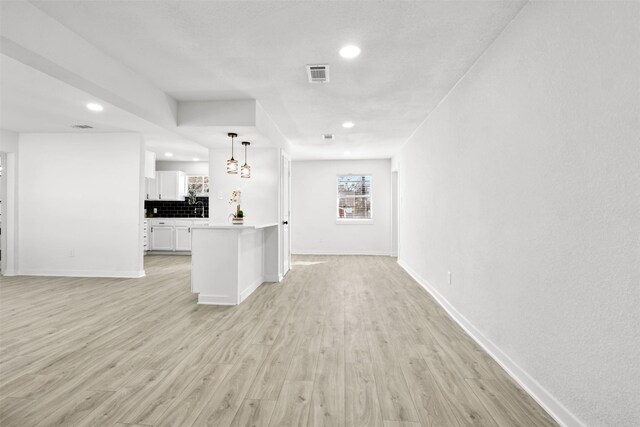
[150,225,174,251]
[143,219,149,252]
[175,222,191,251]
[149,218,206,252]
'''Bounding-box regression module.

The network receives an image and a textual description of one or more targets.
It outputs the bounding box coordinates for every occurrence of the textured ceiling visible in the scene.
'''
[23,1,525,159]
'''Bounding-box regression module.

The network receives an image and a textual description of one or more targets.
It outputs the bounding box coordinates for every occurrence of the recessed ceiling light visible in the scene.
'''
[339,45,360,59]
[86,102,104,112]
[342,121,355,129]
[165,152,173,157]
[193,157,200,161]
[344,151,351,155]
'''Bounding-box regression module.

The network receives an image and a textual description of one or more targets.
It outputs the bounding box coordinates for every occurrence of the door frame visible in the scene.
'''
[0,152,6,274]
[0,152,17,276]
[391,170,399,257]
[280,151,291,279]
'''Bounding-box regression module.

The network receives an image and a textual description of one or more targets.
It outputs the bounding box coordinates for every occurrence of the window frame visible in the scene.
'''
[186,175,210,196]
[335,174,374,225]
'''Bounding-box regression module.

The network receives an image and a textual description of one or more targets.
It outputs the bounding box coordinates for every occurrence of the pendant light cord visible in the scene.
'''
[231,135,235,159]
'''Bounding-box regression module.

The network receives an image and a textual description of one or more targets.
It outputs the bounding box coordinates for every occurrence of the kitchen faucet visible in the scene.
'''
[194,201,205,218]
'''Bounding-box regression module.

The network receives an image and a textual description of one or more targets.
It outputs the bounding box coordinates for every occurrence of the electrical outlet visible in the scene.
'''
[448,271,452,285]
[218,192,223,200]
[68,249,75,258]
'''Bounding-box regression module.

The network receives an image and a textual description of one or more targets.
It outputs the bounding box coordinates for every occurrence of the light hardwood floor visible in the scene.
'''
[0,255,557,426]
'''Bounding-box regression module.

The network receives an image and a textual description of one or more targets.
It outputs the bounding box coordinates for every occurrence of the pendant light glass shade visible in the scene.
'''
[241,141,251,178]
[241,163,251,178]
[227,158,238,174]
[226,132,238,174]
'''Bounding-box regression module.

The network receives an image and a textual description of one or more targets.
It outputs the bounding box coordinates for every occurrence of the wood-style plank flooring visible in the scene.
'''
[0,255,557,426]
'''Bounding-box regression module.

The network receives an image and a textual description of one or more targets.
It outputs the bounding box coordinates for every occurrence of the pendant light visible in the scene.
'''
[226,132,238,174]
[241,141,251,178]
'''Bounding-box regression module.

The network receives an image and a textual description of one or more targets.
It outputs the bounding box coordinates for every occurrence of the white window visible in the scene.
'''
[336,175,372,223]
[187,175,209,195]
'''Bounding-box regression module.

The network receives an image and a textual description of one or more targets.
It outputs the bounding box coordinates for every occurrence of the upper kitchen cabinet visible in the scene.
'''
[156,171,187,201]
[144,170,187,201]
[144,151,156,178]
[145,176,159,200]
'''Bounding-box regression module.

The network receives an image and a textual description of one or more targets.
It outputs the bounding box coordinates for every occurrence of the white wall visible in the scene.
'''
[395,2,640,426]
[0,129,19,152]
[18,133,145,277]
[208,148,280,225]
[0,129,19,275]
[156,160,208,176]
[291,159,391,255]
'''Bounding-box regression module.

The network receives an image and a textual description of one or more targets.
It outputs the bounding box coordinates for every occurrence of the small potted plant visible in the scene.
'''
[229,190,244,224]
[186,189,198,205]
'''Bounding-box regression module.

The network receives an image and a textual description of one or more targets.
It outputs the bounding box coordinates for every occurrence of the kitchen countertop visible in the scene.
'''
[145,217,209,220]
[191,222,278,230]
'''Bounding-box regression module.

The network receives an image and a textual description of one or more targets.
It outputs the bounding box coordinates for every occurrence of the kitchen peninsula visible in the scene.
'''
[191,223,280,305]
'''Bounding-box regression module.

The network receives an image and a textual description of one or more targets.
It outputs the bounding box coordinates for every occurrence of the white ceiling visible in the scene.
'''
[0,54,208,161]
[0,54,157,134]
[2,1,526,160]
[143,133,209,162]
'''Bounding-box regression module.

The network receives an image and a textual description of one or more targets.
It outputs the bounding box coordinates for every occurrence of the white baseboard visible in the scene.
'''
[293,250,391,256]
[17,269,146,278]
[197,293,237,305]
[239,277,264,303]
[397,259,583,427]
[146,251,191,256]
[264,274,282,283]
[198,277,265,306]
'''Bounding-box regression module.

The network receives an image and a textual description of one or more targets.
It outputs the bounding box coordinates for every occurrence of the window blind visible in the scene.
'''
[337,175,372,219]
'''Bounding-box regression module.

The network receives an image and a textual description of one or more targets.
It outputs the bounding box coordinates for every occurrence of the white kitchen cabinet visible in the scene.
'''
[145,171,186,201]
[175,227,191,251]
[144,151,156,178]
[175,222,191,251]
[143,219,149,252]
[148,218,207,252]
[157,171,186,201]
[150,220,174,250]
[145,177,159,200]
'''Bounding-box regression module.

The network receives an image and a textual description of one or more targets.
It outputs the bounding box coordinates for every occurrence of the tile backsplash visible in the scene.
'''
[145,197,209,218]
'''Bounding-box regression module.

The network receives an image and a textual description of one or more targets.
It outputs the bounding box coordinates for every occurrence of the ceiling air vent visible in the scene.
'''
[71,124,93,129]
[307,64,329,83]
[322,134,335,141]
